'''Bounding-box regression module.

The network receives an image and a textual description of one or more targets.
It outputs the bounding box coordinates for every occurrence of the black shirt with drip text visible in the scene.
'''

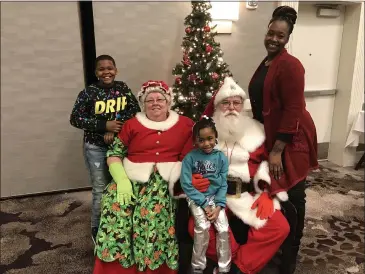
[70,81,141,147]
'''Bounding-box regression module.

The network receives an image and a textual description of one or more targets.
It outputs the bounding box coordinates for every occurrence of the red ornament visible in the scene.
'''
[204,26,211,32]
[175,77,182,84]
[189,74,197,81]
[199,79,204,84]
[183,59,191,66]
[185,27,191,34]
[212,73,219,80]
[205,45,213,53]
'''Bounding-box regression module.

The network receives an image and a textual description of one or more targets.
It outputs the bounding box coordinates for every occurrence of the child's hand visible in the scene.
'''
[106,120,123,133]
[104,132,114,144]
[204,206,212,215]
[207,206,221,223]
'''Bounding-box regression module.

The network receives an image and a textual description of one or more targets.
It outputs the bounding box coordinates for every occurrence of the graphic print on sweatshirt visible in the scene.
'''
[70,81,140,147]
[194,160,217,175]
[94,96,128,114]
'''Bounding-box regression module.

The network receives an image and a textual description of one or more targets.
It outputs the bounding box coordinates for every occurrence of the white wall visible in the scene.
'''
[305,96,335,143]
[292,3,345,143]
[328,2,364,166]
[293,3,344,91]
[92,2,191,93]
[1,2,86,197]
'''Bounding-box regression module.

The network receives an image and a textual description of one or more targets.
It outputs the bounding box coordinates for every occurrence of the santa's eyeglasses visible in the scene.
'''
[220,100,243,108]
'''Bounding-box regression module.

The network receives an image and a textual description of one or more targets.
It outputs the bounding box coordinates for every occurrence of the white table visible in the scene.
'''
[345,110,364,169]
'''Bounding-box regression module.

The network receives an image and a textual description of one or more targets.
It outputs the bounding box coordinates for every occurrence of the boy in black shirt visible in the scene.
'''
[70,55,140,242]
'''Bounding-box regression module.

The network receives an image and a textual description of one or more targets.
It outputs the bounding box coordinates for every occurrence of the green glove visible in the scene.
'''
[109,162,135,206]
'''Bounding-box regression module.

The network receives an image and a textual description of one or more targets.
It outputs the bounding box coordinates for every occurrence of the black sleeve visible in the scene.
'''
[70,88,106,132]
[276,132,293,143]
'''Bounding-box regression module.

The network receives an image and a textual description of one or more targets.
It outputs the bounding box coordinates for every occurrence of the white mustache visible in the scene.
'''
[223,110,239,116]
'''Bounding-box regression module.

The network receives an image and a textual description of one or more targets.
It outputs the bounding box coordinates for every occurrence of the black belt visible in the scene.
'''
[227,177,253,196]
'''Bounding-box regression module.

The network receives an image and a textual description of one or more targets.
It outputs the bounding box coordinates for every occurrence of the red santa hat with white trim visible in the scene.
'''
[201,77,249,118]
[137,80,173,110]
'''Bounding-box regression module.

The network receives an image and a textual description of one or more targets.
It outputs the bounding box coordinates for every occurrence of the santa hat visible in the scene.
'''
[137,80,173,110]
[201,77,247,118]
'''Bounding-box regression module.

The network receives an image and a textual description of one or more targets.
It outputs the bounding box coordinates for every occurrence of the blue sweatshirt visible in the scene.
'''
[180,149,229,208]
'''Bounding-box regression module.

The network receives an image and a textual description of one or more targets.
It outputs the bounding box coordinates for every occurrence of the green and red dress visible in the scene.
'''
[93,111,194,274]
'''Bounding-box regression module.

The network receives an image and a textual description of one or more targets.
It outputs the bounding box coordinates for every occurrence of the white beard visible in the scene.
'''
[213,109,251,143]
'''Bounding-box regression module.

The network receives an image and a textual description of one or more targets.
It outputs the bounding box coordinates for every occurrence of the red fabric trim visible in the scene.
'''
[93,258,177,274]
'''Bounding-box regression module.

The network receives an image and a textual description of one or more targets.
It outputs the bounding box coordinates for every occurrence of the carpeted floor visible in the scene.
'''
[1,162,364,274]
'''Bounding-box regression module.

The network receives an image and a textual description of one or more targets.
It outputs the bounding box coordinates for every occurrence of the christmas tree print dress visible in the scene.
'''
[94,137,179,272]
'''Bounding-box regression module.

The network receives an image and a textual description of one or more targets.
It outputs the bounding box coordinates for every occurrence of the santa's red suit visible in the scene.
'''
[188,77,290,274]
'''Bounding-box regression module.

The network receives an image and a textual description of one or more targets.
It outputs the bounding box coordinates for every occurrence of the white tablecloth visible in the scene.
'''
[346,110,364,147]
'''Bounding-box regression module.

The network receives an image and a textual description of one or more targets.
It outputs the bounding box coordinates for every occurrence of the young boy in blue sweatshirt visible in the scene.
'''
[180,116,231,274]
[70,55,140,242]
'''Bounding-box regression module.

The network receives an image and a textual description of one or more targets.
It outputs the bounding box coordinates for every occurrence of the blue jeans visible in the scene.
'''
[83,142,111,229]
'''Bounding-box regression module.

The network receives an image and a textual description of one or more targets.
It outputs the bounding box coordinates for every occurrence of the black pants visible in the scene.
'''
[175,199,193,274]
[279,179,307,274]
[287,179,306,250]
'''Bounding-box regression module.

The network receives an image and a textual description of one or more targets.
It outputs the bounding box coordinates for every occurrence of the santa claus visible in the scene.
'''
[188,77,290,274]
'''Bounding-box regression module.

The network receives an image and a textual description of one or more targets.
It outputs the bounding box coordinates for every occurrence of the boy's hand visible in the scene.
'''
[207,206,221,223]
[106,120,123,133]
[104,132,114,144]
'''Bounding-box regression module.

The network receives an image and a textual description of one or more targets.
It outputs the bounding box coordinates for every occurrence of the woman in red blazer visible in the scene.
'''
[248,6,318,274]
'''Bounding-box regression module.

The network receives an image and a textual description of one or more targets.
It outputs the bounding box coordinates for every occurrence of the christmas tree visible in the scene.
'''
[172,0,233,120]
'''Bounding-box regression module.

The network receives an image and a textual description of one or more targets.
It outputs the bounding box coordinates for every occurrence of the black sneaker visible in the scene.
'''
[91,227,98,245]
[228,263,245,274]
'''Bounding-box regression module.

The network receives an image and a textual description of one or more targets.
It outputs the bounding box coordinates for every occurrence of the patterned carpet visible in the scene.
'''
[1,162,364,274]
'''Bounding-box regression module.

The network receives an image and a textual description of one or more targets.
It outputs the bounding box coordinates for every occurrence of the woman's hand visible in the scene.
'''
[104,132,114,144]
[268,151,283,180]
[207,206,221,223]
[192,174,210,192]
[269,139,286,180]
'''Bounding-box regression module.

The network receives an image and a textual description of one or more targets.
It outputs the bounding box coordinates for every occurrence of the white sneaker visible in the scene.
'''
[213,267,230,274]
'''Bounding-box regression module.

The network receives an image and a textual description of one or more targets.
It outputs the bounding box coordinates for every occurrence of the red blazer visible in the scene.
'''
[249,49,319,191]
